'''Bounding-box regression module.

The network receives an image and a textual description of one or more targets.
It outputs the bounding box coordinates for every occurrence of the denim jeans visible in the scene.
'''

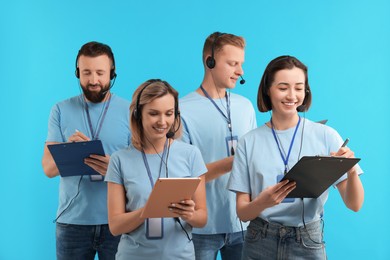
[192,231,245,260]
[56,223,120,260]
[242,218,326,260]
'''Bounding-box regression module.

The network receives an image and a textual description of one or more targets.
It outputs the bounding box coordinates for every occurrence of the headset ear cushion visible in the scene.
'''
[110,66,116,80]
[75,68,80,78]
[174,98,179,118]
[206,56,215,69]
[110,70,116,80]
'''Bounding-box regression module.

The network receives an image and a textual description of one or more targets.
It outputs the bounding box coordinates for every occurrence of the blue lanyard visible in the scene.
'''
[84,94,112,140]
[200,85,236,154]
[200,85,232,134]
[141,139,168,189]
[271,116,301,174]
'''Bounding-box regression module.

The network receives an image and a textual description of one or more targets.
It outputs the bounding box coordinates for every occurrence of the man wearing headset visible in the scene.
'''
[42,41,131,260]
[179,32,257,260]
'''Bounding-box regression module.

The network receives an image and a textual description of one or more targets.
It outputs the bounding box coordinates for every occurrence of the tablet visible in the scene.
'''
[141,177,201,218]
[280,156,360,198]
[47,140,105,177]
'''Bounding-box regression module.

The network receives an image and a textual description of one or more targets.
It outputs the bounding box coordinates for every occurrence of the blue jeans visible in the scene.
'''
[242,218,326,260]
[192,232,245,260]
[56,223,120,260]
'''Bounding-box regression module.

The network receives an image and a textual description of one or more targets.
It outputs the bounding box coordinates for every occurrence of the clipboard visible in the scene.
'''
[317,119,328,124]
[141,177,201,218]
[280,156,360,198]
[47,140,105,177]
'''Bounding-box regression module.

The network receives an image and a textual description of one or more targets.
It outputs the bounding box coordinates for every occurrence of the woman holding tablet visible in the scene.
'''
[227,56,364,259]
[105,79,207,259]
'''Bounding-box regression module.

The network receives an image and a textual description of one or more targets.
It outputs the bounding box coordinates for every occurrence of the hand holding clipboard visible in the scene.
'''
[280,139,360,198]
[47,140,106,177]
[67,130,110,176]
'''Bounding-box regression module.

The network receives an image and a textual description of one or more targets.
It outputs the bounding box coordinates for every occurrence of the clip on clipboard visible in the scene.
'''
[279,156,360,198]
[317,119,328,124]
[47,140,105,177]
[141,178,201,218]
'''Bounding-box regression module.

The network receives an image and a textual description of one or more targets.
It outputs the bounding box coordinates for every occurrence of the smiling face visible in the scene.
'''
[210,44,245,90]
[141,94,176,145]
[268,67,306,118]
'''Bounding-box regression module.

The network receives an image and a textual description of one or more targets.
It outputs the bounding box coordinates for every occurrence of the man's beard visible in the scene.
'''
[81,83,110,103]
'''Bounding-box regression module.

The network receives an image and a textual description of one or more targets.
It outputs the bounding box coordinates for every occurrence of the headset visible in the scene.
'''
[75,49,117,80]
[133,79,179,122]
[206,32,226,69]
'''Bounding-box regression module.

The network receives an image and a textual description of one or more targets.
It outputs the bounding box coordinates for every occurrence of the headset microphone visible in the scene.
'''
[239,76,245,85]
[296,104,306,112]
[166,131,175,139]
[166,111,181,139]
[296,88,310,112]
[101,74,117,96]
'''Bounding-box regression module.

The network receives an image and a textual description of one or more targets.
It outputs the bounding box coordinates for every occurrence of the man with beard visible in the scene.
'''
[42,41,131,260]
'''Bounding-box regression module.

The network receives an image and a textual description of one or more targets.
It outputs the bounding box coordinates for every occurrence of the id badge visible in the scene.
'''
[146,218,164,239]
[90,175,104,182]
[276,175,295,203]
[225,135,238,156]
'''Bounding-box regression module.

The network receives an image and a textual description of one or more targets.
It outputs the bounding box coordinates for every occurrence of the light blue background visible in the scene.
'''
[1,0,388,259]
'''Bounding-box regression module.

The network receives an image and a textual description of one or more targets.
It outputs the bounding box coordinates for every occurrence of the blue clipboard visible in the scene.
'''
[47,140,105,177]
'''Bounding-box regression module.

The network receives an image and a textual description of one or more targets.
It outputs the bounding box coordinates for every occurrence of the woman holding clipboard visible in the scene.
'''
[227,56,364,259]
[105,79,207,259]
